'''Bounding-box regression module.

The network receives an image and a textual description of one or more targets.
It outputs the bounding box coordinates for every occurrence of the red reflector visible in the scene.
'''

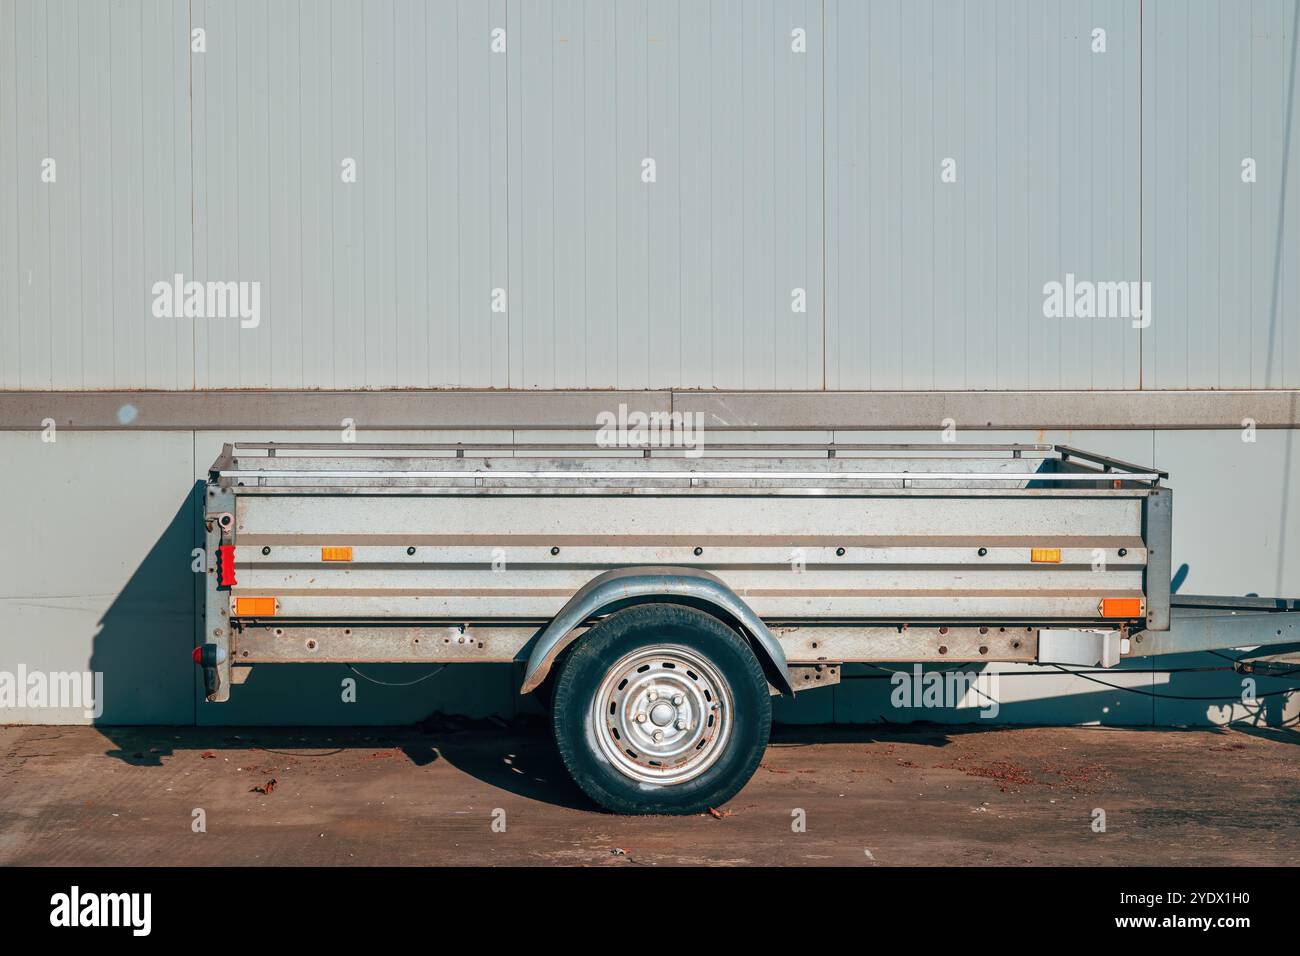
[192,646,203,664]
[217,544,237,587]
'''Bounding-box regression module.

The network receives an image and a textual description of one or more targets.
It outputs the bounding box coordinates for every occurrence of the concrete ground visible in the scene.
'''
[2,721,1298,866]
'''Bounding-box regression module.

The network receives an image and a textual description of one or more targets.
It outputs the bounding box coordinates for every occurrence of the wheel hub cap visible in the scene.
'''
[593,645,733,786]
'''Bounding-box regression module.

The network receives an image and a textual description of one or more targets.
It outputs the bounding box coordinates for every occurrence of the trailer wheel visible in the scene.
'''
[551,603,771,814]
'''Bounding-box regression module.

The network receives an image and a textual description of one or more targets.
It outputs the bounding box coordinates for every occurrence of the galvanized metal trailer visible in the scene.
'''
[198,441,1300,813]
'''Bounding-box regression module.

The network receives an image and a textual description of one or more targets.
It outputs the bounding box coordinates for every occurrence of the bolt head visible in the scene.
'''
[672,694,684,706]
[652,730,664,742]
[675,719,687,731]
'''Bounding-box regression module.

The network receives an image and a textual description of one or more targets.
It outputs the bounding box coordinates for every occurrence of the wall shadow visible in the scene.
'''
[89,484,198,748]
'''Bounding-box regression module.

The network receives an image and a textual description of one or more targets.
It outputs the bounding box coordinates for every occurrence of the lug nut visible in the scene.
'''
[672,694,684,706]
[648,690,658,701]
[635,712,647,723]
[652,730,664,742]
[675,719,687,731]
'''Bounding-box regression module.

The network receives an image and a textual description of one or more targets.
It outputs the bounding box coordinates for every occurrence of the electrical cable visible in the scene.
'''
[344,663,447,687]
[845,662,1300,703]
[1047,664,1300,700]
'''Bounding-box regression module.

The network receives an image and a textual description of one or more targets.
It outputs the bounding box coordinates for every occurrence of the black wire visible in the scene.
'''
[849,662,1300,703]
[1048,665,1300,701]
[845,663,1237,678]
[1207,650,1300,679]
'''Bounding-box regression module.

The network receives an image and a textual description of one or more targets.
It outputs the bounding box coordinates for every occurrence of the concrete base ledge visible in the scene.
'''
[0,389,1297,431]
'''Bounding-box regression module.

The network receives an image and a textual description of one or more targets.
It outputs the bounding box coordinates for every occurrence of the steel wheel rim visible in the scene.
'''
[592,644,733,786]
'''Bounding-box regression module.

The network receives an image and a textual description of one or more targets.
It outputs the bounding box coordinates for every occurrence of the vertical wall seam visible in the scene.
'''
[1138,0,1144,389]
[816,0,825,390]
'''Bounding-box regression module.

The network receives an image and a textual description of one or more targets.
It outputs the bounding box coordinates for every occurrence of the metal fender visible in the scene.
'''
[520,566,794,696]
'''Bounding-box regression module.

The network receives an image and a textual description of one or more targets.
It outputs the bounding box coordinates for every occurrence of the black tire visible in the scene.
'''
[551,603,771,815]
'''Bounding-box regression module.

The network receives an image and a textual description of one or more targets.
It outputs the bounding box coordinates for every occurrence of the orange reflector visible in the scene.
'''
[321,546,353,562]
[1031,548,1061,563]
[1100,598,1143,618]
[234,597,277,617]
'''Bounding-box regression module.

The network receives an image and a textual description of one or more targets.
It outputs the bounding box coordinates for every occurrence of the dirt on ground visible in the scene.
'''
[2,721,1297,866]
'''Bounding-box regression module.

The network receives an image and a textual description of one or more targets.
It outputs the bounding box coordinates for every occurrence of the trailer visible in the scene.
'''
[197,441,1300,814]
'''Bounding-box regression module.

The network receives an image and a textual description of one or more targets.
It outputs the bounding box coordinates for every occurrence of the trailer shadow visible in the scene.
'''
[408,718,592,810]
[85,714,1296,816]
[88,484,201,744]
[88,722,595,809]
[808,661,1300,737]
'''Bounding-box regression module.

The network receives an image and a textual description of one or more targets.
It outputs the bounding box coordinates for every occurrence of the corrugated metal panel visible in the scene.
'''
[1,0,1296,391]
[826,0,1141,390]
[0,0,192,391]
[504,0,822,388]
[190,0,507,389]
[1143,0,1300,388]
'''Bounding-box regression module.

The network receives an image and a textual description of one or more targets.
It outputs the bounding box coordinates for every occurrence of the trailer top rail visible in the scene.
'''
[211,441,1166,489]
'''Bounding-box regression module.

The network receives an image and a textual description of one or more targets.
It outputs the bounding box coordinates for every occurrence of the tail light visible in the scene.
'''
[217,544,236,587]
